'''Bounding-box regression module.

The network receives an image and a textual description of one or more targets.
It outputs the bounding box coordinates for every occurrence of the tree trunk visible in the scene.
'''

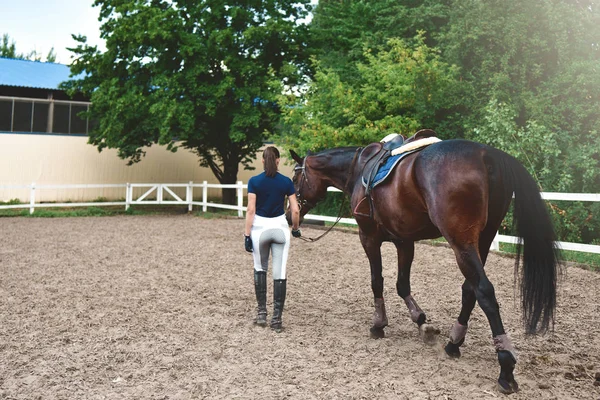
[222,186,236,205]
[220,159,240,205]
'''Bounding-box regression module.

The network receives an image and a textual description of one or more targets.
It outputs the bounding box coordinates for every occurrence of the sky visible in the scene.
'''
[0,0,317,65]
[0,0,105,64]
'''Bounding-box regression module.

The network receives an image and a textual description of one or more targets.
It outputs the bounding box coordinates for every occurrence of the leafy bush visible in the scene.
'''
[0,198,22,205]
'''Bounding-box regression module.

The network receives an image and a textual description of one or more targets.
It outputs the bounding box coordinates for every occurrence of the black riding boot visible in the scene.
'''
[270,279,287,332]
[254,271,267,326]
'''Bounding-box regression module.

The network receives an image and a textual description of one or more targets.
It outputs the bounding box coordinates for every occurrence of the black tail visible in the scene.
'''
[491,148,561,334]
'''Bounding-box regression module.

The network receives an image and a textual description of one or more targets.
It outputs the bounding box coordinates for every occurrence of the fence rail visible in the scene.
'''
[1,182,599,255]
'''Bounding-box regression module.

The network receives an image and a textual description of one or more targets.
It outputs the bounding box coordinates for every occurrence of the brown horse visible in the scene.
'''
[288,135,560,394]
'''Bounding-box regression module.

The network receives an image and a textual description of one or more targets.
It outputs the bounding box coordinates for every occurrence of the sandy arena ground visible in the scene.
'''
[0,215,599,399]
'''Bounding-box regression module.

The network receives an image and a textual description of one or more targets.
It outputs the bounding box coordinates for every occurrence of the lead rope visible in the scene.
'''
[296,195,348,242]
[295,147,361,243]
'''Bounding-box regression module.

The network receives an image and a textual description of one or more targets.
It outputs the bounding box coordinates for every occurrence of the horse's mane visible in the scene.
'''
[310,146,362,171]
[314,146,361,157]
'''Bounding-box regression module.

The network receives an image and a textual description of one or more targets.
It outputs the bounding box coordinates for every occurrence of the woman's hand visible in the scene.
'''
[244,235,253,252]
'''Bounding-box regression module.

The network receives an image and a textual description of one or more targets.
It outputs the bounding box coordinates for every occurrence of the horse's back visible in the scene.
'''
[417,139,487,162]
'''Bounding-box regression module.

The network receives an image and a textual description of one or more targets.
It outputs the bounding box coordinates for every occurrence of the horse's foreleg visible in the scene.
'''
[394,240,440,344]
[359,231,387,338]
[394,240,423,324]
[454,246,519,394]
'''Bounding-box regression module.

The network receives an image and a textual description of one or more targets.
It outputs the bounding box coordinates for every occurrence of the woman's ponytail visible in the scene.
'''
[263,146,280,177]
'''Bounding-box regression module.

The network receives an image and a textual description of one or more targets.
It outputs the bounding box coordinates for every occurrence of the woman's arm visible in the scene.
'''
[245,193,256,236]
[288,193,300,230]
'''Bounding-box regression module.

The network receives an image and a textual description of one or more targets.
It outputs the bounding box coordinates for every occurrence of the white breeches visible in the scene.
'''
[250,215,291,280]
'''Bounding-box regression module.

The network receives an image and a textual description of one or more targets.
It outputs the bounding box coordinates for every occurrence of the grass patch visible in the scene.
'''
[194,209,239,219]
[0,204,192,218]
[33,207,118,217]
[0,209,29,217]
[0,203,238,218]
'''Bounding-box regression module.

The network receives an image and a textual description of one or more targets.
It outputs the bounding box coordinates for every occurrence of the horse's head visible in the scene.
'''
[288,149,330,219]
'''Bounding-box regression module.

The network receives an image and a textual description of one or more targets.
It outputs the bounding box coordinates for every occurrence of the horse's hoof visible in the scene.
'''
[444,339,464,358]
[497,378,519,394]
[370,326,385,339]
[419,324,441,345]
[497,350,519,394]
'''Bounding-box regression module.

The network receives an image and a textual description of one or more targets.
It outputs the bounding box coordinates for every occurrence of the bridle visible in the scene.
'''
[293,159,317,213]
[293,147,362,242]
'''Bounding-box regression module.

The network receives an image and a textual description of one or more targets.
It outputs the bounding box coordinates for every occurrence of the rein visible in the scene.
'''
[295,147,362,243]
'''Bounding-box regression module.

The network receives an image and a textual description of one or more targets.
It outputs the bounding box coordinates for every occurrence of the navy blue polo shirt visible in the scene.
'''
[248,172,296,217]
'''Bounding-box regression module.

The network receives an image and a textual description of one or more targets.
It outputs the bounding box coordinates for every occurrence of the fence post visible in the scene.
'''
[29,182,35,214]
[202,181,208,212]
[157,184,163,204]
[125,183,131,211]
[237,181,244,218]
[188,181,193,213]
[490,232,500,252]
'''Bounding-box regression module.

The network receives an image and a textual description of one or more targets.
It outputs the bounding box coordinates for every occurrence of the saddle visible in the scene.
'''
[355,129,440,218]
[361,133,406,197]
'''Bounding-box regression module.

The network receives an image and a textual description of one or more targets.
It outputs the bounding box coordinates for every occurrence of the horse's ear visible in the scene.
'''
[289,149,304,164]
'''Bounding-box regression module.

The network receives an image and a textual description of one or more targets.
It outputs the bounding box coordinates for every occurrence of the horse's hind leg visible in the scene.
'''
[445,227,496,358]
[359,231,388,339]
[451,244,519,394]
[393,239,440,345]
[444,279,475,358]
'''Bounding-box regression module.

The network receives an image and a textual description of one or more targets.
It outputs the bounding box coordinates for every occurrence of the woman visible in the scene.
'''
[244,146,301,332]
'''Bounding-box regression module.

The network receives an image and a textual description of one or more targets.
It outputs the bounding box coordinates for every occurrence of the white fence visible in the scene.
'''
[0,182,599,255]
[0,182,246,217]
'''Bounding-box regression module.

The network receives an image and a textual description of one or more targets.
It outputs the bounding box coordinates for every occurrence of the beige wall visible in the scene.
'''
[0,133,294,203]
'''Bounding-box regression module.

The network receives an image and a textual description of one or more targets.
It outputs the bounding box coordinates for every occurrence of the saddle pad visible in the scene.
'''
[364,137,443,189]
[367,149,420,189]
[390,137,441,156]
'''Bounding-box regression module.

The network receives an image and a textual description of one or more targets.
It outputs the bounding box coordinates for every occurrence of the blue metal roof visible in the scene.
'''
[0,57,74,90]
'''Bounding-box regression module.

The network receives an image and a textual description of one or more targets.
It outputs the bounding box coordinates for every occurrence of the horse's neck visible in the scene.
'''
[313,148,361,194]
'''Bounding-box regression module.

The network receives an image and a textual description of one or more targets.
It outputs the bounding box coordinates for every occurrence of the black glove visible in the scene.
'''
[244,235,253,252]
[291,228,302,238]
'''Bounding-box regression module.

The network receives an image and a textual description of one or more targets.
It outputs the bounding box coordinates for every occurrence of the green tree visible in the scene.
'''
[278,34,459,153]
[307,0,600,193]
[0,34,18,58]
[63,0,312,203]
[306,0,463,137]
[293,0,600,245]
[1,33,57,62]
[310,0,451,84]
[440,1,600,184]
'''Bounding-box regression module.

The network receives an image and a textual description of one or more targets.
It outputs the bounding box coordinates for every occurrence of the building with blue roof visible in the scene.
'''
[0,57,90,135]
[0,58,277,203]
[1,57,73,90]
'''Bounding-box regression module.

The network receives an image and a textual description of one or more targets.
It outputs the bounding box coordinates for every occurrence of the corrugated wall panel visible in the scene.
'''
[0,134,293,202]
